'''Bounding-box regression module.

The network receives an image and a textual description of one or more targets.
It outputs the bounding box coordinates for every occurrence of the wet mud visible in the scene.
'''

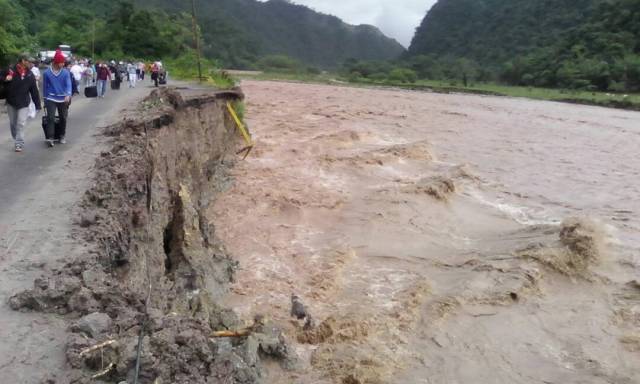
[9,87,295,383]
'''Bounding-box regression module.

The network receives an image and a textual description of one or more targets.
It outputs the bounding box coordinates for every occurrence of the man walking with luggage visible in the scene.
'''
[42,49,72,147]
[96,62,111,98]
[1,54,41,152]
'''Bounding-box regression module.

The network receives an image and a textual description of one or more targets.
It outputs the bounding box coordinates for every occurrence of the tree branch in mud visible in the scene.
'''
[210,328,254,338]
[91,362,115,379]
[79,339,118,357]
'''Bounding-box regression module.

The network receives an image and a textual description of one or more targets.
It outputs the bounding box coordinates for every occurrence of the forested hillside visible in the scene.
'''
[138,0,405,68]
[405,0,640,92]
[408,0,596,68]
[0,0,404,69]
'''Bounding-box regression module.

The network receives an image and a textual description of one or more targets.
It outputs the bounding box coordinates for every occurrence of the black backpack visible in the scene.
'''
[0,71,6,100]
[0,84,6,100]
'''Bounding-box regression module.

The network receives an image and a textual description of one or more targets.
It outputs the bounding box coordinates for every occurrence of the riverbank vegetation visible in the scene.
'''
[1,0,402,70]
[406,0,640,93]
[237,67,640,111]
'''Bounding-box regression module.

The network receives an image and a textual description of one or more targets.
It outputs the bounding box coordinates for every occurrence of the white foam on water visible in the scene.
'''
[466,188,561,226]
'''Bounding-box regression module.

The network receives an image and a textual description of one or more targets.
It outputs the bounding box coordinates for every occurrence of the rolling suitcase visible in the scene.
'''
[111,79,120,90]
[42,111,61,139]
[84,85,98,98]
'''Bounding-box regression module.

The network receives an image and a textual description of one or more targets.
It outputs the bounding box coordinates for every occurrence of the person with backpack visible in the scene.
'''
[42,49,72,147]
[1,54,41,152]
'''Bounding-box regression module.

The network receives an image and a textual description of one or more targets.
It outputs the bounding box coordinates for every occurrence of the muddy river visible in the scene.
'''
[211,80,640,383]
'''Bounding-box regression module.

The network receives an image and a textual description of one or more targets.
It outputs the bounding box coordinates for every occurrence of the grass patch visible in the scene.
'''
[241,71,335,84]
[163,52,237,89]
[352,78,640,111]
[240,71,640,111]
[231,100,245,121]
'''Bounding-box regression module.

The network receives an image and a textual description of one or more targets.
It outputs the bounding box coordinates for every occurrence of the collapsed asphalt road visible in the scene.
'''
[0,84,151,383]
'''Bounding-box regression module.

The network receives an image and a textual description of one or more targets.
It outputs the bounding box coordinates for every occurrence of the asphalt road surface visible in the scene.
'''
[0,82,152,383]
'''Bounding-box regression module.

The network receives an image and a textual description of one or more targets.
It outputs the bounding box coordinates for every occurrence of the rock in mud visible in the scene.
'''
[8,290,44,311]
[78,212,99,227]
[9,275,82,312]
[71,312,112,338]
[68,287,102,314]
[256,323,299,370]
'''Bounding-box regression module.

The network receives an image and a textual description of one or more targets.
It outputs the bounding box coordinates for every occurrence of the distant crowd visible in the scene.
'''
[1,49,168,152]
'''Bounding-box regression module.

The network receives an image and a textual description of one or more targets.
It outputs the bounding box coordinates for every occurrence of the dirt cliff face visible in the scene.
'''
[9,87,290,383]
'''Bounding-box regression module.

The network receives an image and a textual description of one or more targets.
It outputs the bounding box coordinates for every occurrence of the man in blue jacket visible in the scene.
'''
[42,49,72,147]
[1,54,41,152]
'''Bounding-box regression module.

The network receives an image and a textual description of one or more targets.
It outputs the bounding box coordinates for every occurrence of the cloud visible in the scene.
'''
[276,0,437,47]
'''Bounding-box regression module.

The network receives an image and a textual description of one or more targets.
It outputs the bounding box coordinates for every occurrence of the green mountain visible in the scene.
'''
[408,0,597,68]
[406,0,640,91]
[136,0,406,68]
[1,0,404,69]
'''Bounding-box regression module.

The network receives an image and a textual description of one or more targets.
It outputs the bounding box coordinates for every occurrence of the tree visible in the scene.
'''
[0,0,32,65]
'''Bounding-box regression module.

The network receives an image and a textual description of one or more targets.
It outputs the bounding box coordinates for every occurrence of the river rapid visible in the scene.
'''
[211,80,640,384]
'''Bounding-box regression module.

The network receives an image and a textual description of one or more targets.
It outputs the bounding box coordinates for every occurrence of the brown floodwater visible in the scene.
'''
[211,80,640,383]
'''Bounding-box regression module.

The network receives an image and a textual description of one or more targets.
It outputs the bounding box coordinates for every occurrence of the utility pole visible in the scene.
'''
[91,19,95,60]
[191,0,203,82]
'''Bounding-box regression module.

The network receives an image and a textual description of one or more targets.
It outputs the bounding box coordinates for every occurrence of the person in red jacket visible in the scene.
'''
[96,61,111,98]
[1,53,41,152]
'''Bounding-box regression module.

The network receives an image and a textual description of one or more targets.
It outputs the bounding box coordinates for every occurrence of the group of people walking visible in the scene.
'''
[1,49,167,153]
[0,49,70,151]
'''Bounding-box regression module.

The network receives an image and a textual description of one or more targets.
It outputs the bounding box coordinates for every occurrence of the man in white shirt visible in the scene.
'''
[126,62,137,88]
[70,62,83,88]
[28,59,41,120]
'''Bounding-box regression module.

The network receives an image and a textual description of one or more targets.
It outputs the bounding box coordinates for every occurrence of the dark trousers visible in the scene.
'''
[45,99,69,140]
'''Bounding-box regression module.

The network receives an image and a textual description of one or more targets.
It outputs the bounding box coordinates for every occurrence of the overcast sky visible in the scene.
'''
[282,0,438,47]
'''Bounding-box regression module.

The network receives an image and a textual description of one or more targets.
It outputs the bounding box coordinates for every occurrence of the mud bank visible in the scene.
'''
[9,88,292,383]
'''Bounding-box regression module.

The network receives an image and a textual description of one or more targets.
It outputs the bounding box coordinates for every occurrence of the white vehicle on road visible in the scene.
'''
[38,45,72,61]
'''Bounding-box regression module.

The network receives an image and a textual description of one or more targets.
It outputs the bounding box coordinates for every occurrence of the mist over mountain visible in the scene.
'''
[136,0,406,68]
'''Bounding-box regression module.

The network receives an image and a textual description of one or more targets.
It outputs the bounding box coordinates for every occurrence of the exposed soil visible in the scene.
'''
[8,87,295,383]
[4,79,639,383]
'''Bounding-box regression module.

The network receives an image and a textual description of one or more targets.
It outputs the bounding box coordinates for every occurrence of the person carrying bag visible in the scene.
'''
[2,54,41,152]
[42,49,71,147]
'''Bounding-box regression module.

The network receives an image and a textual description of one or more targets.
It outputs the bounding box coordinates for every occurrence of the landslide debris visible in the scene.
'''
[8,87,295,383]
